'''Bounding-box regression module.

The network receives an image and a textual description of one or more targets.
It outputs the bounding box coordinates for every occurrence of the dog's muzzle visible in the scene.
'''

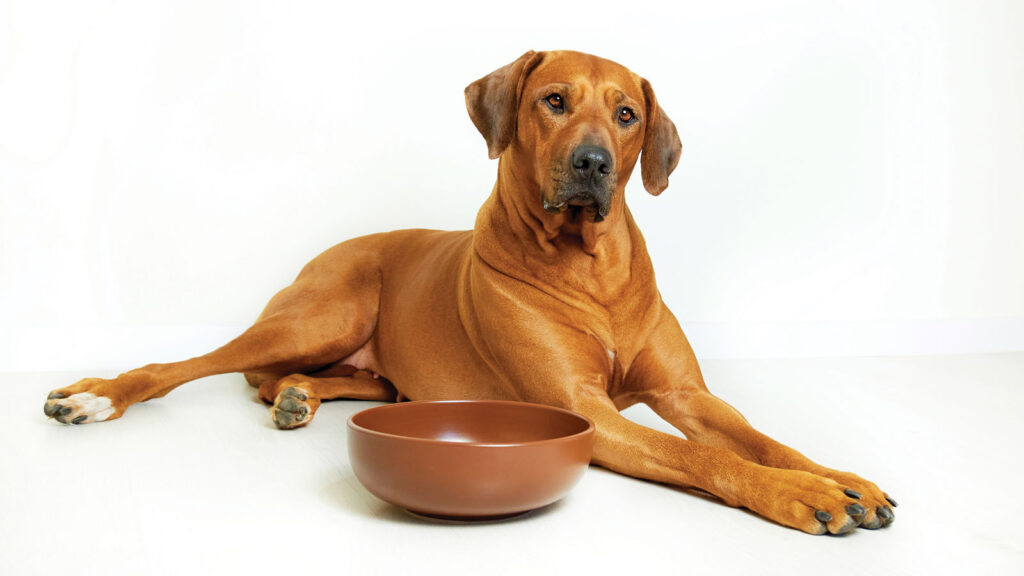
[542,145,615,222]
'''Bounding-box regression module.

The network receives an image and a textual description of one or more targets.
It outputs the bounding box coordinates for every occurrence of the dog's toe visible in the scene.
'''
[758,469,872,535]
[43,390,117,425]
[814,469,896,530]
[270,386,318,430]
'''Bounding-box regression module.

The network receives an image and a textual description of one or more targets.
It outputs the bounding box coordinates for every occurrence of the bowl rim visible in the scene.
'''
[347,399,595,448]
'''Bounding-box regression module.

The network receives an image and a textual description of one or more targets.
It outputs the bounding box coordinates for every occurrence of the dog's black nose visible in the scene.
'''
[571,145,613,180]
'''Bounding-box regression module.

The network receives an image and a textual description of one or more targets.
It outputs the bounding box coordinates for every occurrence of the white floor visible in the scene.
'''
[3,353,1022,575]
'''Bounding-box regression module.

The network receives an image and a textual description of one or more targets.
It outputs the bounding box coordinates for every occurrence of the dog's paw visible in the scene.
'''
[43,379,120,425]
[815,469,896,529]
[270,386,319,430]
[747,468,871,535]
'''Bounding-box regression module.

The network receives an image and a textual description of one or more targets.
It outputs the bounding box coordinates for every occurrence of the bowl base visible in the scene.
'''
[404,508,532,523]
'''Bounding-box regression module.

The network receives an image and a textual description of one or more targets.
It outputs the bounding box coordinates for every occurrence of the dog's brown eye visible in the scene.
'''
[545,93,564,110]
[618,107,636,124]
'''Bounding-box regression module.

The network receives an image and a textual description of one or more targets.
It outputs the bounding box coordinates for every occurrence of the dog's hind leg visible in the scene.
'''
[257,371,398,429]
[43,250,383,425]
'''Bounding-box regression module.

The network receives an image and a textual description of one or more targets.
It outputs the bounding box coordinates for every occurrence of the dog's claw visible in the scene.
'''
[843,488,862,499]
[877,506,894,523]
[59,406,73,416]
[845,503,866,518]
[72,415,87,424]
[885,496,898,508]
[48,392,65,399]
[815,510,832,523]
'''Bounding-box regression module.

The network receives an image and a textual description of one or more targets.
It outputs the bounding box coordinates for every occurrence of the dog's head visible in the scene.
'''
[466,50,681,224]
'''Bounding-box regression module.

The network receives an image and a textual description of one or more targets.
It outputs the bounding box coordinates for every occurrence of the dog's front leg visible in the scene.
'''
[622,304,897,530]
[468,285,873,534]
[492,346,870,534]
[566,391,869,535]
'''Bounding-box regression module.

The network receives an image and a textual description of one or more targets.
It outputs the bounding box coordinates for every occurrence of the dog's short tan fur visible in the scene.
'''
[44,50,895,534]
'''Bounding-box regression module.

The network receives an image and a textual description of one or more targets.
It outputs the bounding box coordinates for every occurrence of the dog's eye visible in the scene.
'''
[545,93,564,111]
[618,107,636,125]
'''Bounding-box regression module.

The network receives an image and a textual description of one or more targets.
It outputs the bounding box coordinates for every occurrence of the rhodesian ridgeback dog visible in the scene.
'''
[43,50,896,534]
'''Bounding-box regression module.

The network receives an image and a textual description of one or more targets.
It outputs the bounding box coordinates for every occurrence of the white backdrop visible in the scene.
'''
[1,0,1022,371]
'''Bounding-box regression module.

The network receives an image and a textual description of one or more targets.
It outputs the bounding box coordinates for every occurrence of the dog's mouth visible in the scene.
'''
[542,190,610,223]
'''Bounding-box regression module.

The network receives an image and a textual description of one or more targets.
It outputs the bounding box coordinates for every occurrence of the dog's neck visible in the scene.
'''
[486,154,629,254]
[472,154,639,294]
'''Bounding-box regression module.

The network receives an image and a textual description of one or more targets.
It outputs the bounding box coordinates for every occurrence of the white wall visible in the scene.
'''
[1,0,1022,370]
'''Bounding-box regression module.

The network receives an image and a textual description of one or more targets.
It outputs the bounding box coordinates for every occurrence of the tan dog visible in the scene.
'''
[43,50,896,534]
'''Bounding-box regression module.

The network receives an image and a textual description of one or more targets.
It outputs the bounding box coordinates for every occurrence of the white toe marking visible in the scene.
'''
[65,393,114,422]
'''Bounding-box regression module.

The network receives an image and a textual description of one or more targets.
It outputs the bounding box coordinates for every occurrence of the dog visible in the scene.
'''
[43,50,895,534]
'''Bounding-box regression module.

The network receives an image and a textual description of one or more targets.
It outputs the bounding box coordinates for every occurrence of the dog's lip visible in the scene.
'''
[541,186,611,223]
[566,197,596,207]
[542,197,568,213]
[541,192,599,213]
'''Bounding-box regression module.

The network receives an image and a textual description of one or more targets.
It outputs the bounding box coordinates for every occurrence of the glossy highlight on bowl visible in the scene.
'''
[347,400,595,520]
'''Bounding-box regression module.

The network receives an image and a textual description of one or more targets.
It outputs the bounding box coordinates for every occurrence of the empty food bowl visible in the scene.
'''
[347,399,595,520]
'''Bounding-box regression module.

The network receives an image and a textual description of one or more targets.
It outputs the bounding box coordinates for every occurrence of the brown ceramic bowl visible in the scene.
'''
[347,400,595,520]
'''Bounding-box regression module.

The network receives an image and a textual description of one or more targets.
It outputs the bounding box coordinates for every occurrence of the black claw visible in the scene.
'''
[44,403,60,417]
[844,488,862,499]
[59,406,73,416]
[885,496,898,507]
[815,510,832,523]
[72,415,87,425]
[48,392,65,399]
[877,506,893,521]
[845,503,866,518]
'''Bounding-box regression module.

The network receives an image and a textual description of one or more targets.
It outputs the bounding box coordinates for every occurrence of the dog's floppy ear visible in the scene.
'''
[465,51,544,159]
[640,79,682,195]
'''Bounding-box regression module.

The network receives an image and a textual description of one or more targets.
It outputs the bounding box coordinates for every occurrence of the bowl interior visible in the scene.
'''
[350,401,591,445]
